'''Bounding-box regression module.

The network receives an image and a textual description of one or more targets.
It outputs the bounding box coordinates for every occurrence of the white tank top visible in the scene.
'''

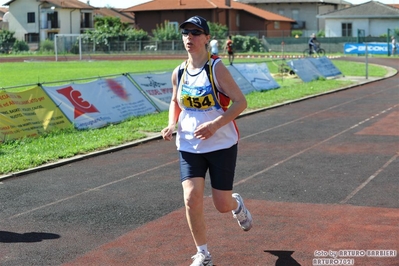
[176,57,239,153]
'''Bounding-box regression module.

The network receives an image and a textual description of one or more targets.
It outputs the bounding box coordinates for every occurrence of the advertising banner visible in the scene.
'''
[1,63,293,141]
[226,65,258,95]
[287,58,324,82]
[42,76,157,129]
[307,57,342,78]
[344,43,392,55]
[232,63,280,91]
[0,86,71,142]
[129,72,173,107]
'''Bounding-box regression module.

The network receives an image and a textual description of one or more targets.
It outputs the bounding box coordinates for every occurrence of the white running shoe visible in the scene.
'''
[190,252,213,266]
[232,193,253,231]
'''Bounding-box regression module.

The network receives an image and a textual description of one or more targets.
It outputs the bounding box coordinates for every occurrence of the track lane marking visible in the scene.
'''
[241,85,397,140]
[340,153,399,204]
[7,159,179,219]
[235,105,399,192]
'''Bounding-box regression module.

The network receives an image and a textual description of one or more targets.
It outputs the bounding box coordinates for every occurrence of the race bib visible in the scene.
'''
[181,94,216,110]
[180,84,218,111]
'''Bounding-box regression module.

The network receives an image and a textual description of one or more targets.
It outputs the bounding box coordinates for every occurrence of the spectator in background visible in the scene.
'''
[391,36,397,56]
[225,35,234,65]
[210,37,219,56]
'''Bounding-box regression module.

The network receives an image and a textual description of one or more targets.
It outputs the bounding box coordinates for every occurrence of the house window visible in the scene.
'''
[291,9,299,21]
[47,12,59,28]
[168,21,178,32]
[278,9,284,16]
[47,32,56,41]
[274,21,280,29]
[81,12,93,28]
[236,14,240,27]
[25,33,39,43]
[27,12,35,23]
[342,23,352,37]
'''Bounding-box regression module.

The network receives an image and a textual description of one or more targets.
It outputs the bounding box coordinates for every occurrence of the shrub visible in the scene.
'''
[291,30,303,37]
[317,30,325,37]
[231,35,264,53]
[70,43,80,54]
[40,39,54,52]
[12,40,30,53]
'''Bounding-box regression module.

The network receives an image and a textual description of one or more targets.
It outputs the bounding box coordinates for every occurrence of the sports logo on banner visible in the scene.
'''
[56,86,100,119]
[128,72,172,111]
[344,43,391,55]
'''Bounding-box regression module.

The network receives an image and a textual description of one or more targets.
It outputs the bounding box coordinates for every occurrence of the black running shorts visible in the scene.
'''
[179,143,237,190]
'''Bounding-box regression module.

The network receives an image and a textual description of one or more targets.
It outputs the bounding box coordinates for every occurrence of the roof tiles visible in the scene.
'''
[319,1,399,17]
[124,0,294,22]
[41,0,94,9]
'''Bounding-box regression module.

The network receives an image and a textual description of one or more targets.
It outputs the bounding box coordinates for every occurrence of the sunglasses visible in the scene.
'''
[181,29,205,36]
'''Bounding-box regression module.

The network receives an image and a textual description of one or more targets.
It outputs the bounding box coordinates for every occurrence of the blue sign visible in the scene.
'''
[233,63,280,91]
[227,65,258,95]
[308,57,342,78]
[287,58,324,82]
[344,43,389,55]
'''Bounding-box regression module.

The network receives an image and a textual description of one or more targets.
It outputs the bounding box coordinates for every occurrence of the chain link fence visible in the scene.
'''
[53,31,389,57]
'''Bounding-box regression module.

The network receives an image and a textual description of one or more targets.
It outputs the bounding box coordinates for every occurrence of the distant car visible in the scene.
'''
[144,45,157,51]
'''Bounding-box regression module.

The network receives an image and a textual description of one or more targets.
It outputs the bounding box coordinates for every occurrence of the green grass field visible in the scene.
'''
[0,57,386,89]
[0,57,389,175]
[0,59,184,89]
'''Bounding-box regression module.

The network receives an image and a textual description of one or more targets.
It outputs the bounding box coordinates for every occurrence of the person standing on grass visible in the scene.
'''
[209,36,219,56]
[391,36,397,56]
[225,35,234,65]
[161,15,253,266]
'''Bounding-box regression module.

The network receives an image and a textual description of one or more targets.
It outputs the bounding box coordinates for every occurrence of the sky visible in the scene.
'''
[0,0,149,8]
[0,0,397,8]
[78,0,150,8]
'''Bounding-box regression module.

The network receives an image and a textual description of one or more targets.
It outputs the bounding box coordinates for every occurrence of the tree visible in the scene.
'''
[151,20,228,41]
[125,28,149,41]
[88,17,130,45]
[0,30,16,53]
[152,21,180,41]
[208,22,228,39]
[85,16,149,49]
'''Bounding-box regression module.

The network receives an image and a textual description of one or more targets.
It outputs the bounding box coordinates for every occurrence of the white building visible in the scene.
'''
[317,1,399,37]
[2,0,94,46]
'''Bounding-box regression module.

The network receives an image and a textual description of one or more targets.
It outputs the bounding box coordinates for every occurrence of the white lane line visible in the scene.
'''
[7,159,179,219]
[340,153,399,204]
[234,104,399,187]
[241,86,396,141]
